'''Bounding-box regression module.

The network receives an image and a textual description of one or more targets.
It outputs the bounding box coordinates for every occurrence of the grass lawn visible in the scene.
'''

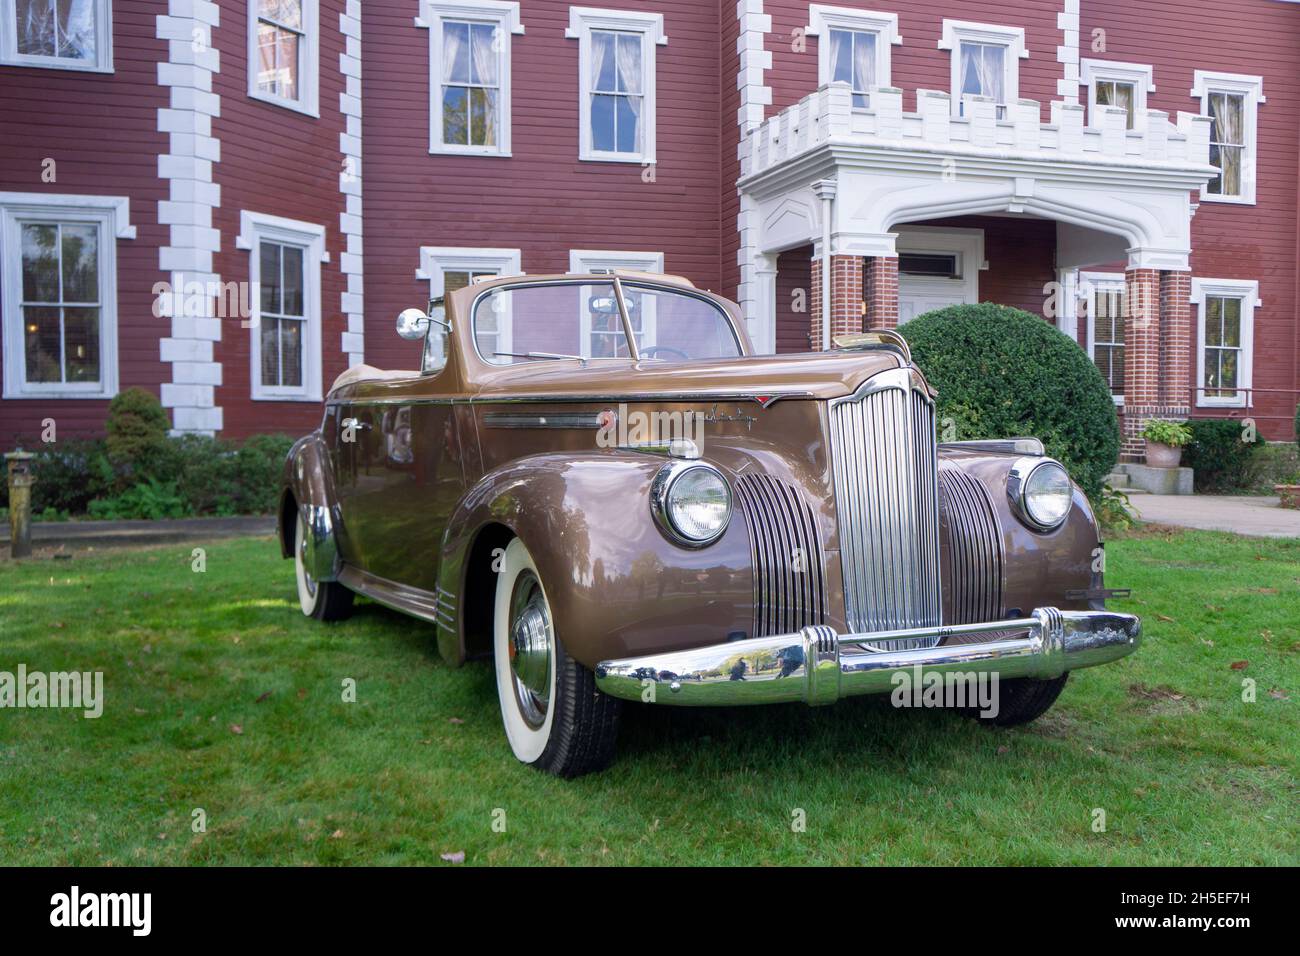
[0,528,1295,866]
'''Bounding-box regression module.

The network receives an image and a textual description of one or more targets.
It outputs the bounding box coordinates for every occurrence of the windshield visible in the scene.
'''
[473,280,743,365]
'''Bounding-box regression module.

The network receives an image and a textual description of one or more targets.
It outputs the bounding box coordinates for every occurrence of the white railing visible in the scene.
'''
[741,82,1213,180]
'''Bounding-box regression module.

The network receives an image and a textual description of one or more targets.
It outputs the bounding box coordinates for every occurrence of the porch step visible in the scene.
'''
[1104,472,1130,489]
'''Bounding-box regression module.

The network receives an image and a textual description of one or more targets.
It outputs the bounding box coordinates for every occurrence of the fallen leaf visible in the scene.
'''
[440,850,465,863]
[1268,689,1289,700]
[331,829,344,839]
[255,691,272,704]
[297,688,307,699]
[229,724,243,735]
[996,745,1010,755]
[448,717,464,725]
[1199,638,1215,647]
[1156,614,1175,623]
[1229,661,1249,671]
[1259,630,1273,643]
[1129,683,1186,701]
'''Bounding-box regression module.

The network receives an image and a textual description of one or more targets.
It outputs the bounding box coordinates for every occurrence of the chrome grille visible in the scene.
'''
[938,469,1004,627]
[734,474,828,637]
[829,369,942,650]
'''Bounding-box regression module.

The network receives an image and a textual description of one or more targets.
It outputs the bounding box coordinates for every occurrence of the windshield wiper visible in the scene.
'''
[494,351,588,366]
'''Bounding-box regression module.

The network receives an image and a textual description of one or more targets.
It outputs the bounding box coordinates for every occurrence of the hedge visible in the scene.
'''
[898,302,1120,498]
[1183,419,1262,492]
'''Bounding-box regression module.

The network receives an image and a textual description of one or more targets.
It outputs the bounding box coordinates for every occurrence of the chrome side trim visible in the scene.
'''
[595,607,1141,707]
[941,438,1045,456]
[483,412,605,428]
[337,565,443,624]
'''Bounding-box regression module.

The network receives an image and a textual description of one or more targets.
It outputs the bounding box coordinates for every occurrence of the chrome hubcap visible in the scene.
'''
[508,572,552,728]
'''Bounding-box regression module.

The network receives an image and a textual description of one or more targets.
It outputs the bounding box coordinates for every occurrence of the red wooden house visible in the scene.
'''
[1,0,1297,453]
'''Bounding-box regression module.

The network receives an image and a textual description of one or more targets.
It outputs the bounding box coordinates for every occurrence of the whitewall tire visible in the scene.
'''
[492,537,621,776]
[294,511,353,621]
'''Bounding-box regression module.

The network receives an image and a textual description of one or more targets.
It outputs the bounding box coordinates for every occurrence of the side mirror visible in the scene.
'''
[396,308,430,341]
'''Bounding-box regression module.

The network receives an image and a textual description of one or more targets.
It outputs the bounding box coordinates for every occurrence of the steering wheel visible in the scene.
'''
[640,345,689,360]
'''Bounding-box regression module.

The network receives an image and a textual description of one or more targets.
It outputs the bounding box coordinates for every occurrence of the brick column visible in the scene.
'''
[1121,268,1162,459]
[864,255,899,330]
[810,254,866,350]
[1159,270,1192,413]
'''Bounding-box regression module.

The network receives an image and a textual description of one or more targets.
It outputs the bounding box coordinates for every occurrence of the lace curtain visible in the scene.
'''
[17,0,97,60]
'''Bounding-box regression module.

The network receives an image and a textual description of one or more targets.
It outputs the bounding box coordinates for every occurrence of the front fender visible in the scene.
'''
[277,432,343,582]
[436,452,754,670]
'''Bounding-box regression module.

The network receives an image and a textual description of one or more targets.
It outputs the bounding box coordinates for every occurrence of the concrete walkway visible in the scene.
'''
[1131,495,1300,538]
[1,515,276,554]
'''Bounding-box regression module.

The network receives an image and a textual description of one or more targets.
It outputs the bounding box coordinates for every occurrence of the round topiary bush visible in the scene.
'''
[898,302,1120,498]
[104,386,171,479]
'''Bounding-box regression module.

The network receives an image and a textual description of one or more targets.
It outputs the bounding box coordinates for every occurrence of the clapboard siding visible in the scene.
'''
[0,2,168,442]
[361,0,724,372]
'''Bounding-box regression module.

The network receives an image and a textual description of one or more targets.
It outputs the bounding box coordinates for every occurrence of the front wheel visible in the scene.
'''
[294,511,354,621]
[975,673,1069,727]
[493,537,621,777]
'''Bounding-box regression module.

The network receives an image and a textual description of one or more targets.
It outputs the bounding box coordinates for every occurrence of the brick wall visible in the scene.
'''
[865,256,900,330]
[810,255,865,349]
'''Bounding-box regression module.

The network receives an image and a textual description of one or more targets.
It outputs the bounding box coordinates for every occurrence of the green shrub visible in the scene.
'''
[104,387,171,483]
[1183,419,1261,492]
[1142,418,1193,448]
[87,478,190,520]
[232,434,295,514]
[899,302,1120,497]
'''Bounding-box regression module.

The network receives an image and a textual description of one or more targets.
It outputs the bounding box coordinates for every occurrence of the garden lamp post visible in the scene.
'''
[6,450,35,559]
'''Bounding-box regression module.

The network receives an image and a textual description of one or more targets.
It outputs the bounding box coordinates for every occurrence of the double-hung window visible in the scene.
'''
[1192,278,1258,409]
[1,194,129,399]
[939,20,1026,120]
[239,212,326,401]
[416,246,521,365]
[249,0,320,116]
[1080,61,1154,131]
[1080,273,1126,404]
[806,6,900,110]
[1192,71,1264,204]
[1,0,112,71]
[567,7,666,164]
[421,2,522,156]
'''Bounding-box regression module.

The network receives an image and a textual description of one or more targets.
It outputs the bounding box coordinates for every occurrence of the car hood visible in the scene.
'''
[470,350,918,402]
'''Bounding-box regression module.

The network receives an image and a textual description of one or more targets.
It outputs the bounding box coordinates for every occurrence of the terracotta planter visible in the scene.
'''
[1144,441,1183,469]
[1276,485,1300,510]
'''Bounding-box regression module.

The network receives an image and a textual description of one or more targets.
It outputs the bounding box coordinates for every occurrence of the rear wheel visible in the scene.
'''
[294,511,354,621]
[493,537,621,777]
[975,673,1069,727]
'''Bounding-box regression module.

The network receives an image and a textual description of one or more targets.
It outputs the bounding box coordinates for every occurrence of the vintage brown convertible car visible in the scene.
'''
[277,271,1140,776]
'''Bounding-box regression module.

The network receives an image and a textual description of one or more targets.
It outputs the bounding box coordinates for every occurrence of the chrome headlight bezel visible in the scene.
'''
[650,461,732,548]
[1007,457,1073,532]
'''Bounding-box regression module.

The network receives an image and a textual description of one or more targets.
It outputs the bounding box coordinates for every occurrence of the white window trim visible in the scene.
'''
[937,19,1027,118]
[1079,59,1155,131]
[568,249,664,275]
[0,192,131,399]
[236,211,328,402]
[1078,270,1126,406]
[247,0,320,117]
[805,5,902,101]
[1191,70,1264,205]
[567,251,662,358]
[416,246,521,363]
[417,0,524,157]
[565,6,667,164]
[0,0,113,72]
[1192,277,1259,409]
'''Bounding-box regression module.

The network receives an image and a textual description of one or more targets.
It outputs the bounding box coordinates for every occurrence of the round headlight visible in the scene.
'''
[651,463,732,546]
[1009,458,1073,531]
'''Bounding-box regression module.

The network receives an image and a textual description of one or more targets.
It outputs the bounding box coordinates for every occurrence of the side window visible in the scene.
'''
[420,2,523,156]
[939,21,1026,119]
[567,7,666,164]
[1080,60,1154,131]
[249,0,320,116]
[1192,71,1264,204]
[1192,278,1258,409]
[1,197,127,400]
[1,0,112,71]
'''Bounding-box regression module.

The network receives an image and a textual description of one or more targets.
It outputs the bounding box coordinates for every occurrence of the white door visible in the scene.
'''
[894,226,984,323]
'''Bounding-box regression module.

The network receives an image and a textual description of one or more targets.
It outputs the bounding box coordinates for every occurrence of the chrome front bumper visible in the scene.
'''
[594,608,1140,706]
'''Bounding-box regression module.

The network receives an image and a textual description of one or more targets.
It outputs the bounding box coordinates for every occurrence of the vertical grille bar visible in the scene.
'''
[734,474,827,637]
[938,469,1004,626]
[829,370,942,648]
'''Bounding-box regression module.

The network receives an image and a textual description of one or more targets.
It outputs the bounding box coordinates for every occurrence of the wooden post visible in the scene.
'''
[6,451,35,559]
